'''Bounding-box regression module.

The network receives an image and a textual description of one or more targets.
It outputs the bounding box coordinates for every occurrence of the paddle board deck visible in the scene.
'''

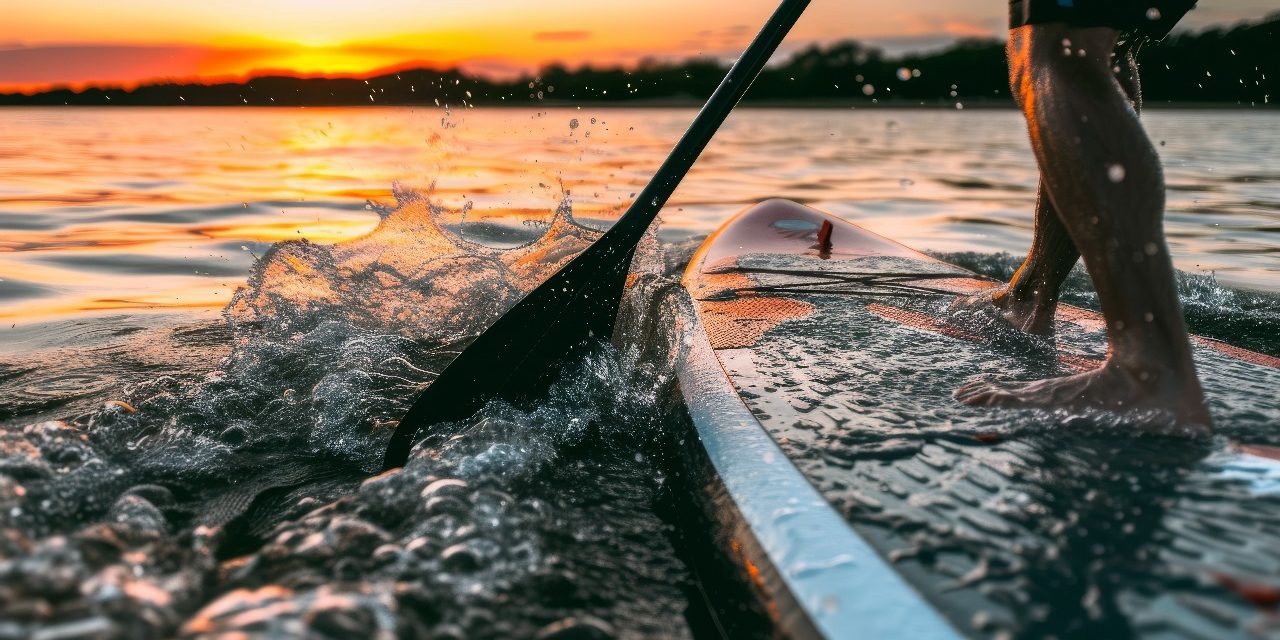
[674,199,1280,638]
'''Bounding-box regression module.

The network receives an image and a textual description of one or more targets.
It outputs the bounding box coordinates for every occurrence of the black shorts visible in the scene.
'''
[1009,0,1197,40]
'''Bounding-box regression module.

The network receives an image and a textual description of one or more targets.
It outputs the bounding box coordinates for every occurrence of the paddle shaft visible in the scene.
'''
[383,0,810,470]
[604,0,811,247]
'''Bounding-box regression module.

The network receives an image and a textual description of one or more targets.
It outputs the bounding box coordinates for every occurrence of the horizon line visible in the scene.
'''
[0,34,1023,96]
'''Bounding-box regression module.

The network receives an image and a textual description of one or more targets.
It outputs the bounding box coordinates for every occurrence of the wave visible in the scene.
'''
[0,189,694,638]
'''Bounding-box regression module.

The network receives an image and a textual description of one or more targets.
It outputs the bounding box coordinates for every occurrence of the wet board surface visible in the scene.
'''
[681,199,1280,639]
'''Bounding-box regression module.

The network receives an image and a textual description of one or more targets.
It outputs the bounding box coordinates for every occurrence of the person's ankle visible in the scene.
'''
[1106,353,1200,395]
[992,279,1058,329]
[1001,276,1055,307]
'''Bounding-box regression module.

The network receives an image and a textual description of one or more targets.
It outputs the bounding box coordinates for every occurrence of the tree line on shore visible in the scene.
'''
[2,13,1273,107]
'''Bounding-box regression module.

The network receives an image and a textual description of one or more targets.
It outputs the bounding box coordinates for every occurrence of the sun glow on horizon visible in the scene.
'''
[260,48,410,77]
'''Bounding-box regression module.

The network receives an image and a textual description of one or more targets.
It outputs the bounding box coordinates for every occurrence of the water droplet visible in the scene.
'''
[1108,164,1126,183]
[569,118,579,129]
[820,595,840,614]
[861,84,875,96]
[972,611,992,630]
[1146,7,1162,20]
[896,68,912,81]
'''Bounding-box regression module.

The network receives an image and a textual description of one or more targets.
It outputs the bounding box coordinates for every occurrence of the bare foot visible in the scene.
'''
[949,283,1058,336]
[954,362,1213,435]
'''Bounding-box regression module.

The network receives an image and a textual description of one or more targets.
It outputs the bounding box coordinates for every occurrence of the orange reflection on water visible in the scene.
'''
[195,220,381,243]
[1,106,1276,325]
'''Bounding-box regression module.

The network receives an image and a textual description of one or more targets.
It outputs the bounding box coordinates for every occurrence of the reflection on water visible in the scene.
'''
[1,107,1278,322]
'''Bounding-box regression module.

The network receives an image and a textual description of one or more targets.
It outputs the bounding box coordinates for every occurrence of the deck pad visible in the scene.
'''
[682,200,1280,638]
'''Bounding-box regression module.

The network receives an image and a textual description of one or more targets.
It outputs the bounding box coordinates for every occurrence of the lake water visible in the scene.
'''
[0,107,1278,638]
[1,107,1277,324]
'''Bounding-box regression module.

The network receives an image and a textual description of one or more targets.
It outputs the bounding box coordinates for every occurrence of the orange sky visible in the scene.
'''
[1,0,1272,92]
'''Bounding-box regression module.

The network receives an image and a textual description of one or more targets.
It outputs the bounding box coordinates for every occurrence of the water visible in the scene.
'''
[0,106,1278,638]
[1,107,1277,323]
[0,192,698,638]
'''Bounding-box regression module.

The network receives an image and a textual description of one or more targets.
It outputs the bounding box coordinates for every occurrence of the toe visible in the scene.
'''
[953,381,983,401]
[954,376,1006,401]
[961,389,997,406]
[955,383,998,405]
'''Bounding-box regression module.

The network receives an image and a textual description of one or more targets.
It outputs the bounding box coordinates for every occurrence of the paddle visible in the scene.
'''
[383,0,811,470]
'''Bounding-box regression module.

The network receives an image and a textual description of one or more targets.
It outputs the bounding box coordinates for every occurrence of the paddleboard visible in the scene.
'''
[673,199,1280,638]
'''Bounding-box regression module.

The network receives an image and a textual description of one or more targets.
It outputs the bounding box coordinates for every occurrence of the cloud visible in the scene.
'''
[532,31,591,42]
[0,45,215,90]
[889,11,1003,38]
[939,20,998,38]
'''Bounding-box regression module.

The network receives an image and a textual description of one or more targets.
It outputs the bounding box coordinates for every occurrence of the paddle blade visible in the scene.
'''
[382,239,633,468]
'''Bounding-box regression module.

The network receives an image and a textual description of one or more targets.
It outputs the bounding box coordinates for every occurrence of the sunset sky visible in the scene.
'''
[1,0,1273,92]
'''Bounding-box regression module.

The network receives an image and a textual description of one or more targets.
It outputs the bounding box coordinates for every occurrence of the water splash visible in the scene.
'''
[0,190,693,638]
[934,250,1280,356]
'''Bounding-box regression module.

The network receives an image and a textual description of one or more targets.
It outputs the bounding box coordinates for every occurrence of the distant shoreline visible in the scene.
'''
[2,14,1274,109]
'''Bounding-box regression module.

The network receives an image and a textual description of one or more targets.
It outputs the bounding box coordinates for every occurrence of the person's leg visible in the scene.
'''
[954,24,1210,432]
[954,44,1143,336]
[955,184,1078,335]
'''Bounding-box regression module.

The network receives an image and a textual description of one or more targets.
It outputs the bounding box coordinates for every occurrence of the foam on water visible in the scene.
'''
[0,192,696,638]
